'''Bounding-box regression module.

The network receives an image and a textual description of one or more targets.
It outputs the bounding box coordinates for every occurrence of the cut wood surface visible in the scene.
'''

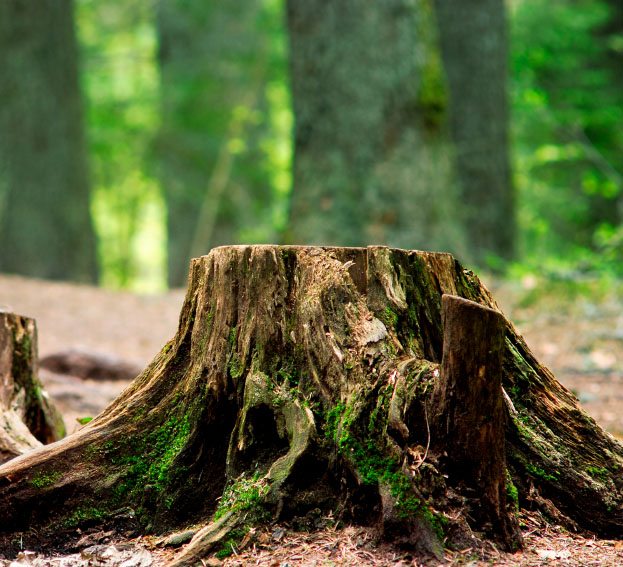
[0,246,620,565]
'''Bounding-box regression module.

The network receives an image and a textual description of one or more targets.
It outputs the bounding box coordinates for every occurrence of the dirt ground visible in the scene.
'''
[0,271,621,566]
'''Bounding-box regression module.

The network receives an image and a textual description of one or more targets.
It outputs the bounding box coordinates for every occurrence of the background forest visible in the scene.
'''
[0,0,621,292]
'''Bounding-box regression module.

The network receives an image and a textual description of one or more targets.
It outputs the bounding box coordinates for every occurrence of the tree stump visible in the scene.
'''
[0,246,620,564]
[0,312,65,464]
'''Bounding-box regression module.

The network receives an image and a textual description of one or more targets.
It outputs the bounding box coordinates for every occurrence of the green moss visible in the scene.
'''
[227,327,244,379]
[324,400,358,450]
[505,471,519,512]
[348,437,445,537]
[228,327,238,348]
[61,506,108,528]
[276,361,299,389]
[586,466,609,481]
[206,308,215,329]
[213,474,269,522]
[367,382,393,434]
[30,471,62,489]
[324,400,444,539]
[215,528,248,559]
[228,353,244,379]
[509,384,522,399]
[112,412,193,507]
[525,463,559,483]
[324,402,346,441]
[381,306,399,328]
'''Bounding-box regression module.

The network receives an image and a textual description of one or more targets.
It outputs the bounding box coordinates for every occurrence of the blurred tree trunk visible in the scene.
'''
[434,0,515,265]
[0,0,98,283]
[286,0,463,254]
[157,1,279,288]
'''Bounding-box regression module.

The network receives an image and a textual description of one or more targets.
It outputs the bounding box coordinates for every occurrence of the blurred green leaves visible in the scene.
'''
[77,0,164,291]
[511,0,623,275]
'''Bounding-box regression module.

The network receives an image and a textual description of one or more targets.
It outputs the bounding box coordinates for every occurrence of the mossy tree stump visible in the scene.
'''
[0,312,65,464]
[0,246,620,565]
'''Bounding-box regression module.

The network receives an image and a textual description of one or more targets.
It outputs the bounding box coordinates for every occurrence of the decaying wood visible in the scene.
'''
[432,294,521,549]
[0,312,65,464]
[0,246,620,564]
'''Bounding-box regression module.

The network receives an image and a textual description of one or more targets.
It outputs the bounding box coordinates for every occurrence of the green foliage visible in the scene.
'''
[511,0,623,275]
[73,0,291,290]
[76,0,166,291]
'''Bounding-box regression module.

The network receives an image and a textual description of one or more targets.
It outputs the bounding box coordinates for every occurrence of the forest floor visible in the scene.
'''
[0,271,621,566]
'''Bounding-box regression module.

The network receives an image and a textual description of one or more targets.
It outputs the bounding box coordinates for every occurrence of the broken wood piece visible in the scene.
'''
[433,294,522,550]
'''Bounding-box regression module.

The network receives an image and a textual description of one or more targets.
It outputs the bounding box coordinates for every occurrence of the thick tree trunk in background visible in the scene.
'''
[0,0,98,283]
[0,246,620,565]
[0,312,65,464]
[286,0,463,254]
[157,1,278,288]
[434,0,515,265]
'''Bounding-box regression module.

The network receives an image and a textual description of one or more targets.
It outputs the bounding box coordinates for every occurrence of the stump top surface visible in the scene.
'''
[208,244,452,255]
[441,294,503,318]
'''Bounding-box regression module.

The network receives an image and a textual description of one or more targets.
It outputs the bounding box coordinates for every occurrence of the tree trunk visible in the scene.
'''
[0,246,620,564]
[434,0,515,265]
[0,0,98,283]
[286,0,463,255]
[0,312,65,464]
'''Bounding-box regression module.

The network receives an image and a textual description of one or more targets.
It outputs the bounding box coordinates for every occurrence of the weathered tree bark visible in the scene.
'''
[432,295,521,549]
[0,0,98,283]
[0,246,620,564]
[0,312,65,464]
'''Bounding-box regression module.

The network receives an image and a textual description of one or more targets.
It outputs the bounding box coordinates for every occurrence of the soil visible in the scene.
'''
[0,271,621,565]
